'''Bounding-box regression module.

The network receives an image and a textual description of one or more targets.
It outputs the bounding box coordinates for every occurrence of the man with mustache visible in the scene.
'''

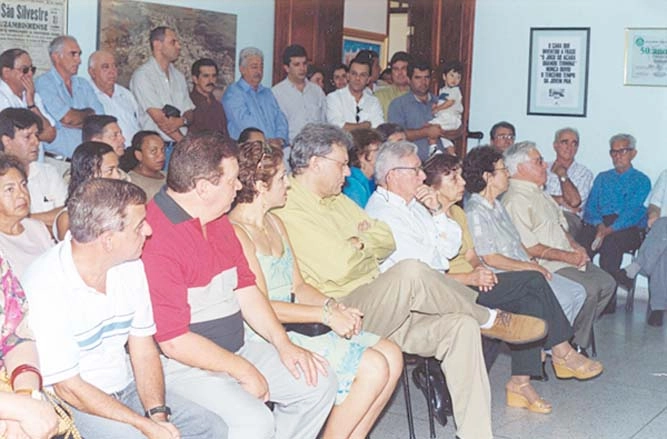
[188,58,228,136]
[222,47,288,148]
[88,50,141,148]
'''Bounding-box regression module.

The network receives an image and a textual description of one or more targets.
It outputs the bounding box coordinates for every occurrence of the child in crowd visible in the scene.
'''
[429,60,464,154]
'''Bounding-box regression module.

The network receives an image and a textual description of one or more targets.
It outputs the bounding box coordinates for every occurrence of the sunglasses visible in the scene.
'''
[16,65,36,75]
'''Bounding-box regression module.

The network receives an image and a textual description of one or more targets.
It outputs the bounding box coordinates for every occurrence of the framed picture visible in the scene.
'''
[98,0,236,90]
[342,28,386,67]
[0,0,68,75]
[624,28,667,87]
[527,27,590,117]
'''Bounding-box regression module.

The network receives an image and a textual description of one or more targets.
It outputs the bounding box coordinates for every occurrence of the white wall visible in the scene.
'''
[344,0,387,35]
[388,13,408,58]
[470,0,667,182]
[67,0,275,86]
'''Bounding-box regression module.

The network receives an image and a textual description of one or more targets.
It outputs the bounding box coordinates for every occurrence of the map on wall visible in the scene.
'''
[98,0,237,92]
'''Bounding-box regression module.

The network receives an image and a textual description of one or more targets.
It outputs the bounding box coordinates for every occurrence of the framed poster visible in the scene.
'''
[342,28,386,67]
[527,27,590,117]
[0,0,68,75]
[98,0,236,90]
[624,28,667,87]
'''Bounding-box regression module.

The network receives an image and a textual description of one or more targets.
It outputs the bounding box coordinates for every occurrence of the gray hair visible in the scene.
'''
[88,50,113,69]
[609,133,636,150]
[68,179,146,243]
[504,141,537,176]
[290,123,352,174]
[239,47,263,67]
[554,127,579,143]
[48,35,77,57]
[374,141,419,185]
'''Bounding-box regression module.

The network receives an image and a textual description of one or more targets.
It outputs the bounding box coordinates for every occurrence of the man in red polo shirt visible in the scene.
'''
[141,132,336,439]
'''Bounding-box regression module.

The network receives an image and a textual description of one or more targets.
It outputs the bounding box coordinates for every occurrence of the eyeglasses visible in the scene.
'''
[391,166,424,175]
[355,106,362,123]
[493,166,509,174]
[15,65,36,75]
[241,140,272,169]
[609,148,633,156]
[494,134,515,141]
[317,155,349,169]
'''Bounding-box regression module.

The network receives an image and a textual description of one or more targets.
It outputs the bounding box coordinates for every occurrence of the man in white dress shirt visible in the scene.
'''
[88,50,141,147]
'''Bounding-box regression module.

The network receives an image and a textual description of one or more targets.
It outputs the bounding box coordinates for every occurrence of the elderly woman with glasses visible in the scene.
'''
[422,151,603,414]
[229,140,402,439]
[0,154,53,280]
[343,128,383,207]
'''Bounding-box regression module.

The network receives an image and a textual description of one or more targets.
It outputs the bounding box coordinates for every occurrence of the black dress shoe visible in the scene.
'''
[602,297,617,315]
[648,309,664,327]
[412,361,451,426]
[616,270,635,291]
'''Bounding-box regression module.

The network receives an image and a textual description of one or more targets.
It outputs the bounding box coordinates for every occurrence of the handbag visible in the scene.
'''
[283,322,332,336]
[0,370,82,439]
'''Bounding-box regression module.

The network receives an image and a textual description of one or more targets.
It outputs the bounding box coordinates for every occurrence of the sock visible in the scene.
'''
[480,308,497,329]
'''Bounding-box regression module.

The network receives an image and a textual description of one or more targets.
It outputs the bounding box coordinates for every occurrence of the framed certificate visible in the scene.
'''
[624,28,667,87]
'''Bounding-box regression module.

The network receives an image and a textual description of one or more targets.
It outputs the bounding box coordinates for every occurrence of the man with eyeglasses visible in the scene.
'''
[388,60,453,160]
[35,35,103,159]
[489,121,516,152]
[579,133,651,313]
[0,48,56,152]
[326,56,384,132]
[502,141,616,352]
[545,127,593,238]
[88,50,141,147]
[276,123,549,439]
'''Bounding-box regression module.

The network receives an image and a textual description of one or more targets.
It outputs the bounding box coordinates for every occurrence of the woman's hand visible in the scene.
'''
[327,303,362,339]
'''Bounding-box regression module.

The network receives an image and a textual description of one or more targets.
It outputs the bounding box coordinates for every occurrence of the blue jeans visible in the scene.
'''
[67,381,227,438]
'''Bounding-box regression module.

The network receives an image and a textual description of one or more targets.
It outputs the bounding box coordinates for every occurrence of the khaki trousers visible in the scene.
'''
[340,260,492,439]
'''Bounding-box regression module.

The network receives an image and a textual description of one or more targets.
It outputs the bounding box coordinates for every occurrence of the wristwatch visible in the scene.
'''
[145,405,172,421]
[559,175,568,183]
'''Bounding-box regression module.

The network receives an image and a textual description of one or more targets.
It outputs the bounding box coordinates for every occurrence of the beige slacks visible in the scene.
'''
[341,259,493,439]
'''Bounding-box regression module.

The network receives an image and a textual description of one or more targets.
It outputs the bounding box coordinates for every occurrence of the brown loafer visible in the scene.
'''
[480,310,547,344]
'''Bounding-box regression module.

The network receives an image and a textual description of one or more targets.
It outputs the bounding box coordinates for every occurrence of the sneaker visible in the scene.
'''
[480,310,547,344]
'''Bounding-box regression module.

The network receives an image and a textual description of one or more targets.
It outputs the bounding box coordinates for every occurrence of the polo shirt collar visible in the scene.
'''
[0,80,24,103]
[509,178,543,193]
[153,187,193,224]
[409,90,434,104]
[375,186,412,208]
[58,238,97,294]
[288,175,340,207]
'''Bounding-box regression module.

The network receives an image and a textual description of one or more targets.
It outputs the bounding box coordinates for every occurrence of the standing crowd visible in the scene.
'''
[0,24,658,439]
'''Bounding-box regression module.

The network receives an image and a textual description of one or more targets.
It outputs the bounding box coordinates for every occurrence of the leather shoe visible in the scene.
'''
[602,296,617,315]
[480,310,547,344]
[412,361,451,426]
[648,309,664,327]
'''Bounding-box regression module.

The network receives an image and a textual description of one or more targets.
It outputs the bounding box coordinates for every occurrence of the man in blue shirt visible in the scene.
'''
[222,47,288,148]
[388,60,452,161]
[580,133,651,312]
[35,36,103,158]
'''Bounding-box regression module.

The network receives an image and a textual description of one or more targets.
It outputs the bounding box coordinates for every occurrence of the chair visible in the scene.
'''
[624,228,647,312]
[402,354,437,439]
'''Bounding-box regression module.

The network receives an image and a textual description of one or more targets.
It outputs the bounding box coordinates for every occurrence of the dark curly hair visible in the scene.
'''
[423,153,461,188]
[462,146,503,193]
[68,141,115,200]
[349,128,382,168]
[235,141,284,204]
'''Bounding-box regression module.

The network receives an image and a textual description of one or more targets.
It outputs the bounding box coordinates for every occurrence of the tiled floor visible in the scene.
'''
[370,287,667,439]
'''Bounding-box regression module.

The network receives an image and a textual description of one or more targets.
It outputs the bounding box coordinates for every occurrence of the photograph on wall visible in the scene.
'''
[98,0,236,91]
[527,27,590,117]
[0,0,68,74]
[342,28,386,67]
[624,28,667,87]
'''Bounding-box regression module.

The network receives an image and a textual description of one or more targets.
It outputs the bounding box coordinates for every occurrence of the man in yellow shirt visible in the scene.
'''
[275,123,546,439]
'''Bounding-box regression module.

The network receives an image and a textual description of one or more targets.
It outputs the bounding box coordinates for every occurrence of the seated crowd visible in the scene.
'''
[0,25,656,439]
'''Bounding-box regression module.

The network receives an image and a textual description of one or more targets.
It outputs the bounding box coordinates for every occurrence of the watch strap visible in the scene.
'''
[145,405,171,419]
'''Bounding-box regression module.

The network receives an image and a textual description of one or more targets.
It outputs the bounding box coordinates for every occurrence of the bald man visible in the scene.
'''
[88,50,141,147]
